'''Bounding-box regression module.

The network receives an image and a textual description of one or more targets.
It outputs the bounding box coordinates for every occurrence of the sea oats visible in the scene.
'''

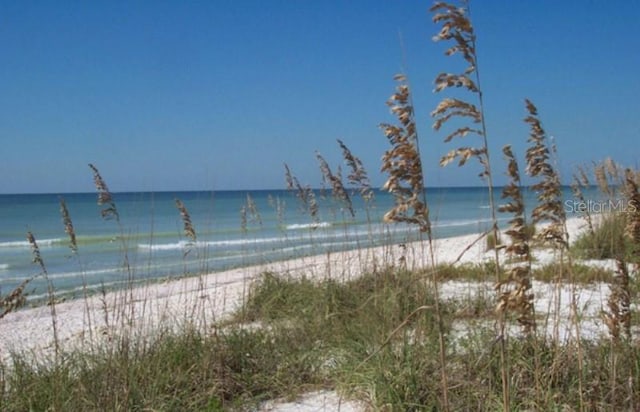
[605,257,631,340]
[316,151,354,218]
[380,74,430,233]
[623,168,640,249]
[88,163,119,221]
[27,231,59,354]
[59,197,78,254]
[0,277,32,319]
[283,163,319,222]
[524,99,567,247]
[337,139,373,202]
[175,198,197,243]
[571,166,595,237]
[496,145,535,335]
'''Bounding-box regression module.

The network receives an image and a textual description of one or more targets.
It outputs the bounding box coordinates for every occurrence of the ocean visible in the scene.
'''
[0,187,592,301]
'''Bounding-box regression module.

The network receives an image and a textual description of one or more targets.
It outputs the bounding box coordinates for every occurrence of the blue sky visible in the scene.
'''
[1,1,638,194]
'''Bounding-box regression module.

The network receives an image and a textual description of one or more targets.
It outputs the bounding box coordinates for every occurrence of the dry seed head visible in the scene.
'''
[336,139,373,201]
[593,158,623,199]
[284,163,319,222]
[431,1,476,71]
[284,163,295,191]
[605,257,631,340]
[570,172,595,236]
[88,163,119,221]
[434,72,478,93]
[440,147,485,168]
[27,231,48,276]
[496,145,535,335]
[240,205,247,233]
[594,161,611,197]
[624,168,640,248]
[0,277,33,320]
[430,3,489,181]
[175,198,197,242]
[577,165,591,187]
[59,198,78,254]
[268,194,286,226]
[431,99,482,132]
[524,99,567,248]
[380,74,430,233]
[316,152,355,217]
[605,157,620,182]
[244,193,263,227]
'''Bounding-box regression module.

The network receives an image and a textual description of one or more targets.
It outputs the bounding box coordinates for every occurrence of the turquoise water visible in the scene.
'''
[0,187,591,300]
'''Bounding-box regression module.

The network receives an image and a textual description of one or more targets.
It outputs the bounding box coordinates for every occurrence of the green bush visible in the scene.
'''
[572,213,632,260]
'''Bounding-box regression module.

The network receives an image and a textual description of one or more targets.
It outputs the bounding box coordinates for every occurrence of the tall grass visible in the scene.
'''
[379,72,450,410]
[496,145,535,336]
[429,1,513,407]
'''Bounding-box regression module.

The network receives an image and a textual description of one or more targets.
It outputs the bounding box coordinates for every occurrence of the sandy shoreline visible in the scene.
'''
[0,217,598,361]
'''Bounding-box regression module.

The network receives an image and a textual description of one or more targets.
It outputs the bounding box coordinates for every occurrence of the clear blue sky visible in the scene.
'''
[1,1,638,194]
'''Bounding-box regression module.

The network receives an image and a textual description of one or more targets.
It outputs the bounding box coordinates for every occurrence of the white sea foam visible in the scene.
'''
[138,241,192,251]
[0,238,62,248]
[138,236,286,251]
[47,267,122,280]
[0,263,9,271]
[434,216,509,229]
[1,267,122,283]
[286,222,331,230]
[435,219,489,228]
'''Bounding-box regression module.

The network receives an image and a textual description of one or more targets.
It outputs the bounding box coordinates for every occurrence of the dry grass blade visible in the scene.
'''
[0,277,33,320]
[88,163,119,221]
[594,157,623,199]
[246,193,262,226]
[240,205,247,233]
[27,231,60,354]
[496,145,535,335]
[571,166,595,237]
[337,139,373,202]
[605,157,621,183]
[175,198,197,243]
[241,193,262,232]
[603,169,638,341]
[380,72,449,411]
[604,257,631,340]
[380,74,430,233]
[623,168,640,345]
[594,161,609,197]
[267,194,286,226]
[27,231,46,274]
[59,197,78,253]
[316,151,355,217]
[284,163,295,191]
[623,168,640,251]
[430,4,505,408]
[283,163,319,222]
